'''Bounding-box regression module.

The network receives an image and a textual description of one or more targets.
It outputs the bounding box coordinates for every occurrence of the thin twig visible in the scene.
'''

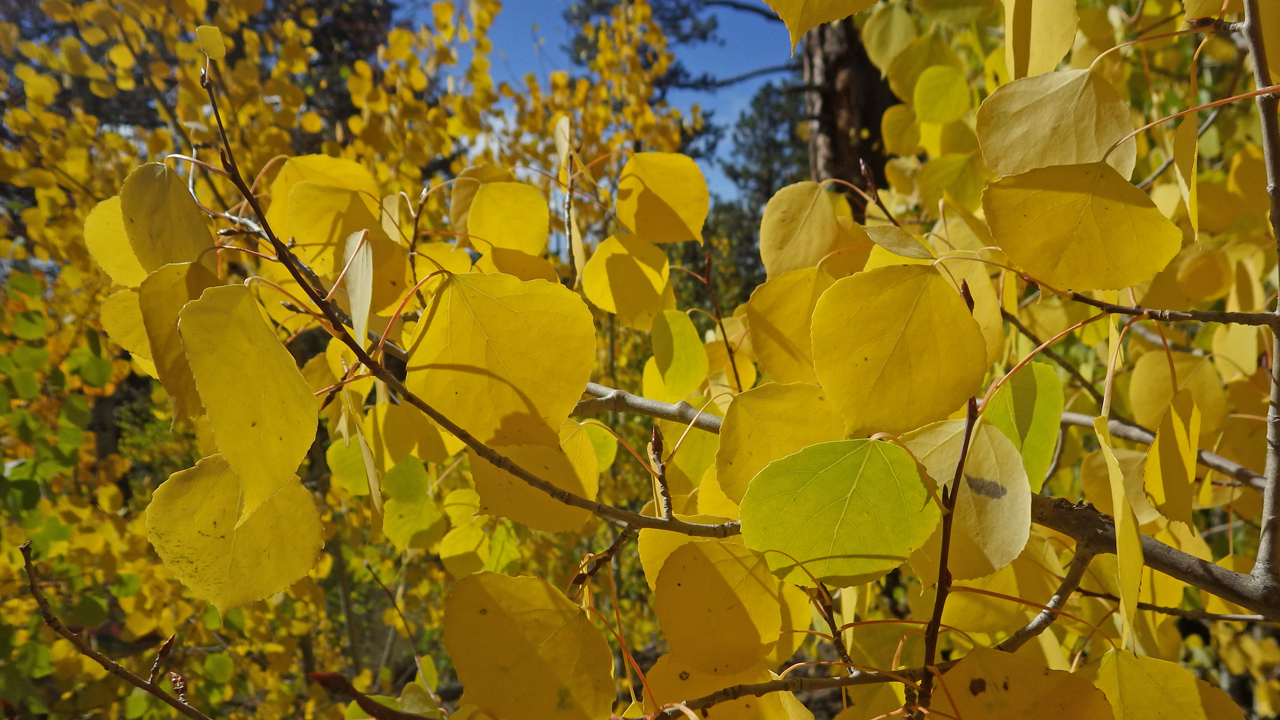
[997,549,1096,652]
[572,525,637,586]
[1065,291,1276,326]
[704,250,743,392]
[20,543,213,720]
[651,427,674,519]
[1074,588,1271,622]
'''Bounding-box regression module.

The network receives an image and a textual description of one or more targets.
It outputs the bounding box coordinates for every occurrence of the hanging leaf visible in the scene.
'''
[983,363,1065,491]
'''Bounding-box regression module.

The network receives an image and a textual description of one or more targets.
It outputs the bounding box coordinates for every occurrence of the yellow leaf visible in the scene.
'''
[913,65,970,124]
[1177,247,1232,301]
[1143,391,1199,526]
[139,262,220,419]
[812,265,987,436]
[265,155,379,248]
[766,581,813,668]
[863,2,918,73]
[1213,322,1259,382]
[414,241,473,293]
[100,289,153,363]
[1086,648,1246,720]
[904,420,1031,580]
[887,31,963,101]
[382,457,446,553]
[467,182,549,255]
[1172,115,1199,234]
[582,232,670,329]
[443,572,614,720]
[196,25,225,59]
[762,0,876,49]
[714,382,844,503]
[449,164,514,243]
[1129,350,1228,440]
[654,540,781,675]
[881,104,922,156]
[638,514,740,591]
[474,247,559,283]
[120,163,215,274]
[759,182,871,279]
[983,162,1182,291]
[865,225,932,259]
[746,267,834,384]
[616,152,708,244]
[146,455,322,612]
[1003,0,1077,79]
[342,230,374,348]
[931,647,1113,719]
[644,310,709,404]
[404,273,595,447]
[976,69,1137,178]
[1094,418,1143,648]
[178,285,318,524]
[469,442,595,533]
[84,196,147,287]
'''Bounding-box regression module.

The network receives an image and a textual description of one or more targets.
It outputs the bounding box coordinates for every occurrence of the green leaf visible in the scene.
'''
[984,363,1064,492]
[13,310,46,340]
[203,653,235,684]
[739,439,940,585]
[644,309,709,404]
[383,457,446,552]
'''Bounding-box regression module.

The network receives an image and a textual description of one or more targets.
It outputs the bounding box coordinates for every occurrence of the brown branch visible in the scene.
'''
[650,426,674,519]
[1073,588,1271,622]
[1239,0,1280,581]
[1064,292,1276,326]
[997,549,1096,652]
[199,66,736,541]
[309,673,434,720]
[918,398,978,714]
[572,525,637,586]
[20,543,213,720]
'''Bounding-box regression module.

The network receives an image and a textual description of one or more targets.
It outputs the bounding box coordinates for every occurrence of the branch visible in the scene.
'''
[1060,412,1263,491]
[997,549,1096,652]
[1001,309,1105,408]
[572,525,636,586]
[667,63,799,91]
[309,673,434,720]
[1064,291,1276,326]
[20,543,214,720]
[1074,588,1270,622]
[575,382,724,433]
[1239,0,1280,581]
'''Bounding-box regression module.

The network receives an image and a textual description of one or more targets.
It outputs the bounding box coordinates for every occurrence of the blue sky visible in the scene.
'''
[467,1,798,198]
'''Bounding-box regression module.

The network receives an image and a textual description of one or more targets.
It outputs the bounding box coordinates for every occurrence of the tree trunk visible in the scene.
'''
[802,19,897,207]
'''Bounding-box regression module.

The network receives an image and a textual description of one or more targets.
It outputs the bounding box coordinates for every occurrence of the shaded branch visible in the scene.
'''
[702,0,784,23]
[1064,291,1276,326]
[20,543,213,720]
[1074,588,1270,622]
[668,63,799,91]
[997,549,1096,652]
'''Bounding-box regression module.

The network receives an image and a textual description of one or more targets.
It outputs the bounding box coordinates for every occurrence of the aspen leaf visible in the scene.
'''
[443,573,614,720]
[1143,391,1199,526]
[449,164,514,241]
[913,65,970,124]
[638,514,740,591]
[100,289,153,364]
[146,455,323,612]
[1003,0,1077,79]
[863,2,917,72]
[414,241,473,294]
[882,104,923,157]
[976,69,1137,178]
[1183,0,1242,15]
[342,230,374,348]
[746,267,834,384]
[645,310,709,404]
[767,582,813,667]
[887,32,964,101]
[382,457,446,552]
[763,0,876,49]
[266,155,379,246]
[759,182,871,278]
[644,656,810,720]
[740,440,939,586]
[1178,248,1232,301]
[1173,115,1199,234]
[474,247,559,283]
[582,232,669,328]
[917,532,1065,633]
[196,25,225,59]
[404,273,595,447]
[467,182,549,256]
[179,285,317,524]
[812,265,987,436]
[983,363,1064,491]
[983,162,1182,291]
[654,539,782,675]
[84,196,147,288]
[615,152,708,244]
[904,421,1032,579]
[931,648,1113,719]
[468,443,594,533]
[120,163,215,274]
[916,0,999,24]
[865,225,932,259]
[1212,322,1258,382]
[1094,418,1143,646]
[714,382,844,503]
[1086,648,1245,720]
[1129,351,1228,439]
[138,262,220,419]
[327,440,369,497]
[440,519,488,579]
